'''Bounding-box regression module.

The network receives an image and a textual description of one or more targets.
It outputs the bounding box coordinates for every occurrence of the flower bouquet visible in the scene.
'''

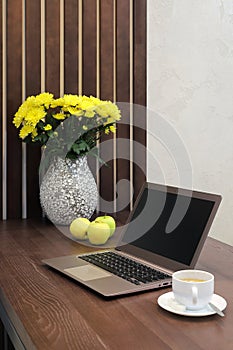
[13,92,121,160]
[13,93,121,225]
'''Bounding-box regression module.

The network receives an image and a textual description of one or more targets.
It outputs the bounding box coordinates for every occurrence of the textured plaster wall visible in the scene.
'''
[147,0,233,246]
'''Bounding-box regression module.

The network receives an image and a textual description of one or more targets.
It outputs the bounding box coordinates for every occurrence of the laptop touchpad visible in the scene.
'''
[64,265,112,281]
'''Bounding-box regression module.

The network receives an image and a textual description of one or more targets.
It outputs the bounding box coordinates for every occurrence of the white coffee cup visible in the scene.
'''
[172,270,214,310]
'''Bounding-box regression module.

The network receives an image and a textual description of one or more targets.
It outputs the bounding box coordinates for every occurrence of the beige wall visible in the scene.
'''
[147,0,233,246]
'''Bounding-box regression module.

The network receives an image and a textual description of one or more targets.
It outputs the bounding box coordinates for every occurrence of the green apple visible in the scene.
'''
[87,221,110,245]
[70,217,90,240]
[94,215,116,236]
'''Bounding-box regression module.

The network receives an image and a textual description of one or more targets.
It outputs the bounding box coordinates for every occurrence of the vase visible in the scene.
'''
[39,156,98,225]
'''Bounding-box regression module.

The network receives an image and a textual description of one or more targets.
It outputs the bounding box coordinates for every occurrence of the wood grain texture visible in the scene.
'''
[6,0,22,219]
[82,0,96,96]
[0,0,2,219]
[64,0,79,94]
[116,0,130,213]
[1,0,147,220]
[45,0,60,96]
[0,219,233,350]
[133,0,147,202]
[99,0,114,213]
[25,0,42,218]
[82,0,97,178]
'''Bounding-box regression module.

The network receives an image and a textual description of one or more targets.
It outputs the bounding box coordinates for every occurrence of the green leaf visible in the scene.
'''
[72,143,80,153]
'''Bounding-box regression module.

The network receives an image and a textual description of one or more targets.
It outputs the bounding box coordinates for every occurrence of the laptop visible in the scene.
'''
[42,182,222,297]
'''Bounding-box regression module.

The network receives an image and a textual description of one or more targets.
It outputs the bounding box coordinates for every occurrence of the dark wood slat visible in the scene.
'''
[6,0,22,219]
[133,0,147,202]
[64,0,79,94]
[100,0,114,100]
[133,0,147,106]
[26,154,41,219]
[116,0,130,100]
[45,0,60,97]
[0,0,2,219]
[82,0,97,96]
[25,0,41,96]
[82,0,97,180]
[25,0,42,218]
[99,0,114,214]
[116,0,130,213]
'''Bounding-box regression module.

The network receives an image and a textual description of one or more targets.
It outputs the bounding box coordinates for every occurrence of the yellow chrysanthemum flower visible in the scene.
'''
[50,98,65,108]
[95,104,109,118]
[95,102,121,121]
[13,113,24,128]
[19,125,36,139]
[13,92,121,151]
[25,107,46,127]
[66,106,83,116]
[25,96,37,107]
[85,109,95,118]
[90,96,102,106]
[35,92,54,108]
[14,98,35,118]
[108,103,121,120]
[109,125,116,133]
[63,94,80,107]
[32,128,38,138]
[79,99,95,111]
[53,112,66,120]
[44,124,52,131]
[105,117,116,125]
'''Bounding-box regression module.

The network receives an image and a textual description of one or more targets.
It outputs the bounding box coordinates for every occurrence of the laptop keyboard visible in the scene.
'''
[79,251,171,285]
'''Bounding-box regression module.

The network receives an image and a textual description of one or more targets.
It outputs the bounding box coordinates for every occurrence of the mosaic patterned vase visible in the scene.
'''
[40,156,98,225]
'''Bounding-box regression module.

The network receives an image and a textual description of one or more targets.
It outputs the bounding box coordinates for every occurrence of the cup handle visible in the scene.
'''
[192,286,198,304]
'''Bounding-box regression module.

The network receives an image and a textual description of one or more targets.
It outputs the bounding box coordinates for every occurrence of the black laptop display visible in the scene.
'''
[121,186,215,265]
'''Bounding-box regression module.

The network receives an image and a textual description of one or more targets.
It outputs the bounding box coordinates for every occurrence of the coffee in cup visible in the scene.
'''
[172,270,214,310]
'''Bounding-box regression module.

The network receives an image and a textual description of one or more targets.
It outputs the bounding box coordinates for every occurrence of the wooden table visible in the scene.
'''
[0,219,232,350]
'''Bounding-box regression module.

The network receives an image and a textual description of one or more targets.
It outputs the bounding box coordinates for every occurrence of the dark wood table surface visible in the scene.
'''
[0,219,232,350]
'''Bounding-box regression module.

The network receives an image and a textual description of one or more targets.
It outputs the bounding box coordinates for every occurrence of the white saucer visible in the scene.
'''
[157,292,227,317]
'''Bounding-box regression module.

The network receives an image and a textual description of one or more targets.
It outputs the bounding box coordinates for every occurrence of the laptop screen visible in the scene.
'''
[121,185,217,266]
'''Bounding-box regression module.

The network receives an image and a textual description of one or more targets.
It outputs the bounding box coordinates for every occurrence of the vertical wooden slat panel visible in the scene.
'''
[2,0,7,220]
[22,0,26,219]
[60,0,64,96]
[0,0,2,219]
[41,0,45,92]
[129,0,134,211]
[83,0,97,182]
[45,0,60,96]
[134,0,147,106]
[1,0,147,220]
[25,0,42,218]
[78,0,82,95]
[7,0,22,218]
[116,0,130,213]
[64,0,79,94]
[99,0,114,214]
[133,0,147,201]
[82,0,96,96]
